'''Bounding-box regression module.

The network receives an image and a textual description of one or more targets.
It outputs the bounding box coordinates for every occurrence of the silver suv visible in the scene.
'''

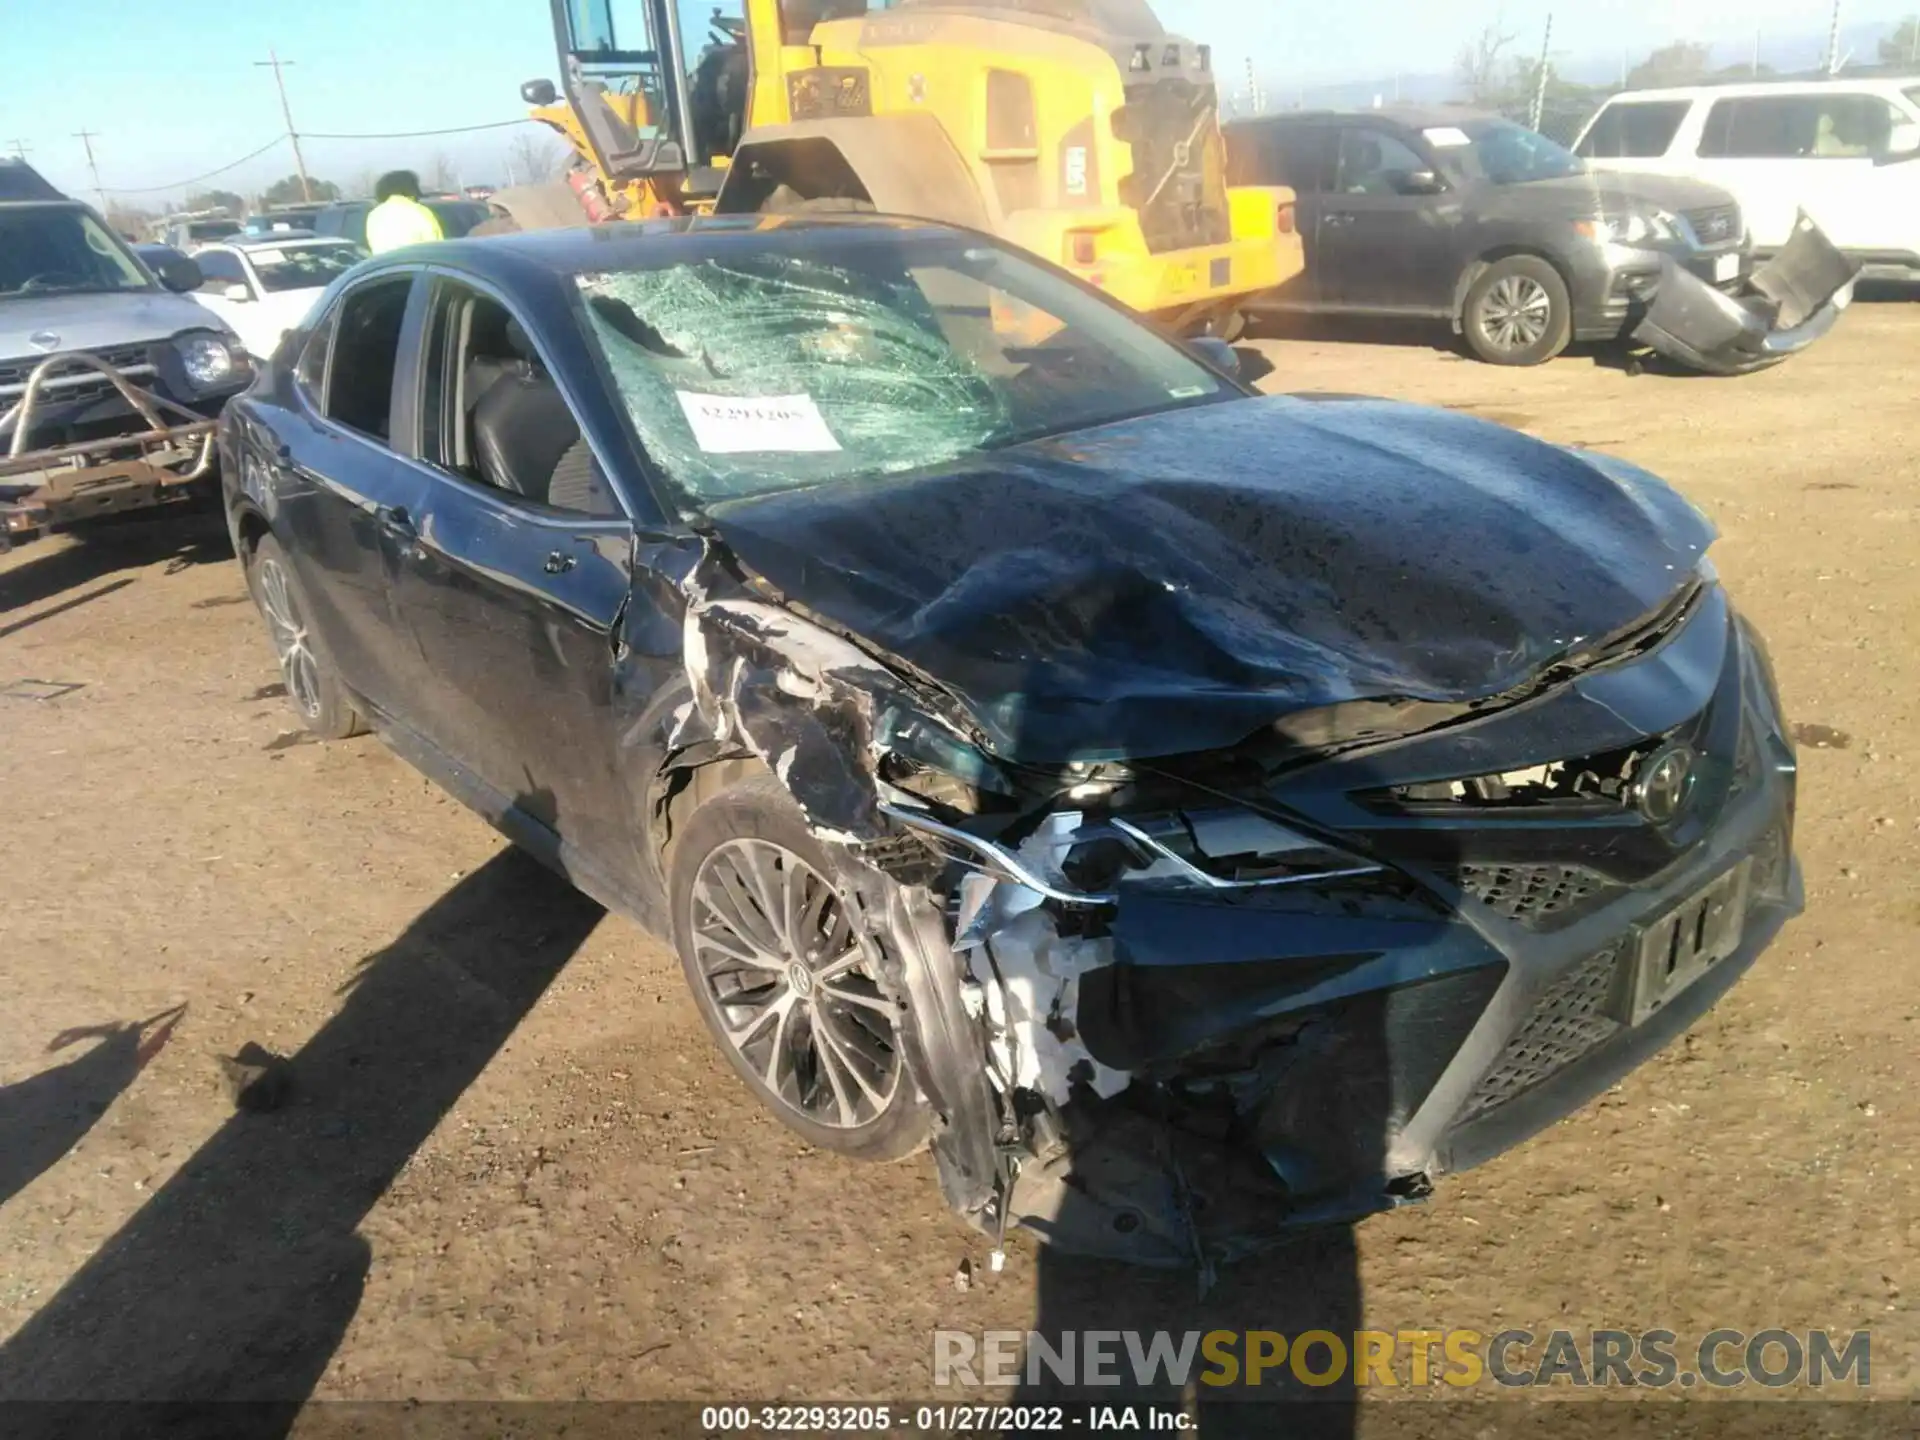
[1,161,253,548]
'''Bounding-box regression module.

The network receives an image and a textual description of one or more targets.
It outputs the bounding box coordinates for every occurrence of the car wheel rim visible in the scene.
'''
[255,556,323,722]
[1480,275,1552,351]
[690,838,902,1130]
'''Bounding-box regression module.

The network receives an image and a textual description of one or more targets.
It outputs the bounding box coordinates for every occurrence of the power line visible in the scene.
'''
[98,135,288,196]
[255,50,312,202]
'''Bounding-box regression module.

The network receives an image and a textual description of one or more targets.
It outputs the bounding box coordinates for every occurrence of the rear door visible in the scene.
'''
[1320,124,1460,312]
[270,272,433,714]
[387,274,639,873]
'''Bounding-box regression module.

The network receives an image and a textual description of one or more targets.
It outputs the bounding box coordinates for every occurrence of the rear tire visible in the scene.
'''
[1462,255,1571,366]
[244,533,366,740]
[669,774,928,1161]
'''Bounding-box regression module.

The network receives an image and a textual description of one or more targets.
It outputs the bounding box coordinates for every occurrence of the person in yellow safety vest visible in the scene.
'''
[365,170,444,253]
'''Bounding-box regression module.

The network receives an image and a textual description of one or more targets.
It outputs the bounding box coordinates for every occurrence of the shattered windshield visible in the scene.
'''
[0,207,151,298]
[1429,119,1586,184]
[575,232,1233,504]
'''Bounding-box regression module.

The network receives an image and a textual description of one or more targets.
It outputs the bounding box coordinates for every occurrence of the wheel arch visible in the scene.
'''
[713,116,992,232]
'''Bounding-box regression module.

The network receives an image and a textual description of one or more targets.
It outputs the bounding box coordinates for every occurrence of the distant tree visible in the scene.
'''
[183,187,244,215]
[105,201,157,238]
[1715,61,1775,79]
[1881,17,1920,67]
[1626,40,1711,90]
[424,152,459,195]
[348,168,379,201]
[260,174,340,206]
[1495,57,1609,144]
[1456,22,1517,106]
[506,131,564,184]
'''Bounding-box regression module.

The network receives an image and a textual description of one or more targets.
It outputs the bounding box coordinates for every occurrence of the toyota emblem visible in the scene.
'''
[1631,743,1696,825]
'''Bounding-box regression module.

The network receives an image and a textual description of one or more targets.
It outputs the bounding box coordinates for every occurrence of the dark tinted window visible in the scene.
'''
[419,281,617,515]
[1577,100,1690,158]
[314,205,370,245]
[1224,122,1333,193]
[322,277,412,441]
[1335,127,1431,195]
[296,312,334,396]
[426,201,490,238]
[1700,93,1904,158]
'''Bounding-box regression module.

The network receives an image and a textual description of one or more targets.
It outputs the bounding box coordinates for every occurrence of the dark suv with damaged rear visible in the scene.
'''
[1,162,253,546]
[220,216,1801,1267]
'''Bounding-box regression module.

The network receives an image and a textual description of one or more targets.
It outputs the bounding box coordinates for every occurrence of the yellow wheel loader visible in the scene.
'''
[501,0,1301,335]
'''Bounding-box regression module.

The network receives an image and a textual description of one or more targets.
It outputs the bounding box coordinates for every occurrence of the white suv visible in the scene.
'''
[1574,79,1920,278]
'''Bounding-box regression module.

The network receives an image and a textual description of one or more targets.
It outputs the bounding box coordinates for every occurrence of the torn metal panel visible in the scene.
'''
[1633,212,1860,376]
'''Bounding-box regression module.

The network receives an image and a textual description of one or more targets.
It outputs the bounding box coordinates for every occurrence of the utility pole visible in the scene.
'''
[1751,29,1761,76]
[1825,0,1843,75]
[6,139,30,162]
[1529,14,1553,133]
[1910,12,1918,67]
[1244,56,1262,117]
[255,49,313,201]
[72,129,107,211]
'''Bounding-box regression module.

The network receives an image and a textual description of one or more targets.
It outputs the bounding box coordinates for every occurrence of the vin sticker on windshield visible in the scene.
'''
[1423,126,1472,147]
[675,391,842,454]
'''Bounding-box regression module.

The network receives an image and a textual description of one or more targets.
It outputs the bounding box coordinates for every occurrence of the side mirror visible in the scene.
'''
[224,283,253,303]
[1187,335,1241,375]
[521,78,559,106]
[1393,168,1445,196]
[156,253,203,293]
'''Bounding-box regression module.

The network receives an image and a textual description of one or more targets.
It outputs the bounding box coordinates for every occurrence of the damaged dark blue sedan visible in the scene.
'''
[218,216,1801,1268]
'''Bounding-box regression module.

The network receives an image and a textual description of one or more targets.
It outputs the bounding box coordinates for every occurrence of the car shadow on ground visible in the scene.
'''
[0,837,603,1436]
[0,508,231,622]
[1244,311,1644,374]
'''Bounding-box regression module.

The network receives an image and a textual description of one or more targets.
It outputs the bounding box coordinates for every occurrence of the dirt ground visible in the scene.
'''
[2,306,1917,1427]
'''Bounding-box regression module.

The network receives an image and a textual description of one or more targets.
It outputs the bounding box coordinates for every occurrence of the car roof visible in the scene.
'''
[1612,77,1918,102]
[1230,104,1500,130]
[368,213,962,283]
[226,232,344,248]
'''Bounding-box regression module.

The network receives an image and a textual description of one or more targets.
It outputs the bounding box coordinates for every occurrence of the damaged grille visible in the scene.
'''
[1112,79,1232,254]
[1453,862,1612,928]
[1461,944,1624,1120]
[1685,204,1741,247]
[0,343,158,406]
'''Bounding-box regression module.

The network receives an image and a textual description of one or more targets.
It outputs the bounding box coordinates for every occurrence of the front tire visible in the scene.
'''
[1462,255,1572,366]
[668,775,928,1160]
[245,532,366,740]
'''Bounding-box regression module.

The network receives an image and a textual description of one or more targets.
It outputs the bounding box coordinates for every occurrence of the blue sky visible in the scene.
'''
[6,0,1911,205]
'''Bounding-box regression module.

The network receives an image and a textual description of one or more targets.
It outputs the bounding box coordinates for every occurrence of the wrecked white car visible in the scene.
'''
[218,216,1801,1269]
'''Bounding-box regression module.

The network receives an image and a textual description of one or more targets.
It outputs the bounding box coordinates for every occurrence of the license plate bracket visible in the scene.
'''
[1630,858,1752,1025]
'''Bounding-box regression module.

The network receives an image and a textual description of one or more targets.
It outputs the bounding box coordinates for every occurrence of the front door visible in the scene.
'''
[386,277,639,876]
[1320,125,1461,313]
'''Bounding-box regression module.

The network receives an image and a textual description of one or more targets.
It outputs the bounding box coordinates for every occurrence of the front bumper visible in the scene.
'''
[1631,213,1860,375]
[957,598,1801,1266]
[0,350,245,545]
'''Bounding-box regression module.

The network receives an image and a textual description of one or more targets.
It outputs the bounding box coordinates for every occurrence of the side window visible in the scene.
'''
[1701,93,1904,158]
[1577,101,1690,158]
[322,277,413,441]
[295,311,334,399]
[1228,125,1334,193]
[1335,128,1431,196]
[419,281,620,516]
[195,250,248,295]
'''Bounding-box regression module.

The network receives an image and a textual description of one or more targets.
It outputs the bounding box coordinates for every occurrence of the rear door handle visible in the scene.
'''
[376,503,416,540]
[544,550,577,575]
[1324,212,1355,228]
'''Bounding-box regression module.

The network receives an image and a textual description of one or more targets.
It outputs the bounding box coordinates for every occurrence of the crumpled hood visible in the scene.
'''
[703,395,1714,764]
[0,290,232,360]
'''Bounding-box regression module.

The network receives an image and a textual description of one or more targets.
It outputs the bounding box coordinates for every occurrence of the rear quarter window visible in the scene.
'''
[1576,100,1691,158]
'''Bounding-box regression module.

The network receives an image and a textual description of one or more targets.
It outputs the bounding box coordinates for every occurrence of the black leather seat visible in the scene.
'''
[472,371,581,502]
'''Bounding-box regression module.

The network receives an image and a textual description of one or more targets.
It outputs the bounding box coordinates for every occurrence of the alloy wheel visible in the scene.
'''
[255,556,323,722]
[689,838,902,1129]
[1479,274,1553,352]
